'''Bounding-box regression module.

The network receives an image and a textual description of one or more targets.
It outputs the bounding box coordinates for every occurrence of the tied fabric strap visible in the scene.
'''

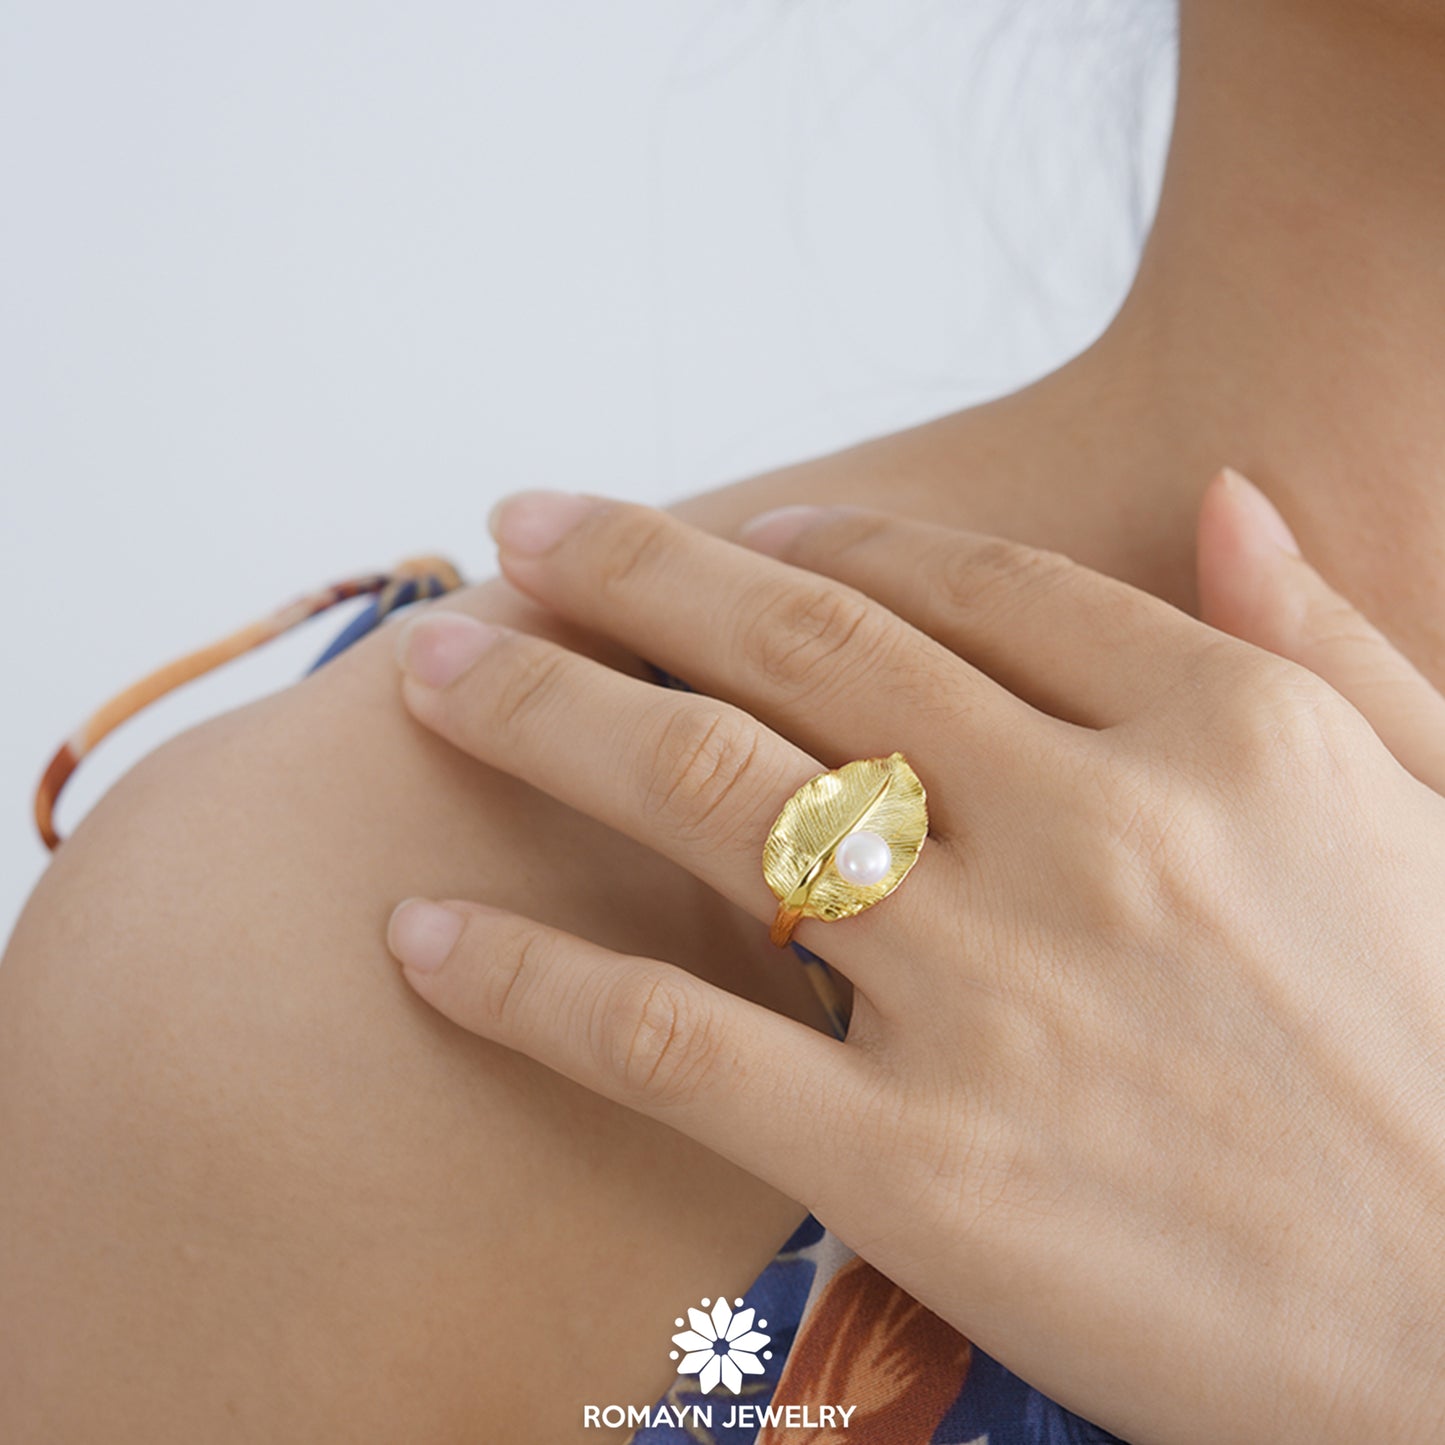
[34,555,464,850]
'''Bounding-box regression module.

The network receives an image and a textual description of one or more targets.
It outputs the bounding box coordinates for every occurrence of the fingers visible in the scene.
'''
[395,611,960,965]
[738,503,1208,729]
[484,492,1051,768]
[398,610,815,906]
[386,896,863,1206]
[1197,469,1445,793]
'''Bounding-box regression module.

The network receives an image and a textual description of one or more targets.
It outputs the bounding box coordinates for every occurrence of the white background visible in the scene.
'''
[0,1,1174,939]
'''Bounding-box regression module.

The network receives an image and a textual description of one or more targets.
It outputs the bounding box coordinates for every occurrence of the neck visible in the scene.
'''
[1014,0,1445,677]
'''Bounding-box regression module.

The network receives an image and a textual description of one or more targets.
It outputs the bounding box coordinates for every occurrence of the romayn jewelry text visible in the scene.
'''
[583,1403,859,1430]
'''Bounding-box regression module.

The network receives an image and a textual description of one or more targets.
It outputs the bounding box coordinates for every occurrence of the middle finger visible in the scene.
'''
[395,611,960,977]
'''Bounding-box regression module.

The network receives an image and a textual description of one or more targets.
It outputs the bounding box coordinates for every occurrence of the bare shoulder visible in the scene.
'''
[0,581,808,1443]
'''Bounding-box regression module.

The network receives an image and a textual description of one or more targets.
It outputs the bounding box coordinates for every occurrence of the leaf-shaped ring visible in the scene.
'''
[762,752,929,947]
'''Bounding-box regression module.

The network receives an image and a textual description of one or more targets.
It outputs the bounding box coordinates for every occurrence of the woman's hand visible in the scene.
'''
[384,471,1445,1445]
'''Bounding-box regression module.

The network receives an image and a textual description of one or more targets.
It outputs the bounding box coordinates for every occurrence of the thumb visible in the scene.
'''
[1196,468,1445,794]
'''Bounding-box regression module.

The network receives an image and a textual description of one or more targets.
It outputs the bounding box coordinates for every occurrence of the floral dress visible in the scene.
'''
[632,1210,1128,1445]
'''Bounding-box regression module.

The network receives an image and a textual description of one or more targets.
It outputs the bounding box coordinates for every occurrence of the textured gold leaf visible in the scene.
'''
[762,753,928,924]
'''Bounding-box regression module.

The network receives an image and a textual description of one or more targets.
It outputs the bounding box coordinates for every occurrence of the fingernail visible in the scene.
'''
[396,612,502,688]
[737,504,826,555]
[488,490,602,555]
[1221,468,1299,556]
[387,898,465,973]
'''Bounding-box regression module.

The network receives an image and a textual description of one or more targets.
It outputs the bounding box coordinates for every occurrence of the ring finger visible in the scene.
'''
[395,611,958,977]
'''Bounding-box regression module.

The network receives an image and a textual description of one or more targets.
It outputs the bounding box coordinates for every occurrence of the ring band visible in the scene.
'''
[762,752,928,948]
[769,905,806,949]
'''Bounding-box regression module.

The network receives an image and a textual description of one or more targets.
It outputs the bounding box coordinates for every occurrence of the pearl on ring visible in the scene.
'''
[834,830,892,886]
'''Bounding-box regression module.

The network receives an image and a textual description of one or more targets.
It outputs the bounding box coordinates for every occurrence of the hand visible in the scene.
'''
[383,471,1445,1444]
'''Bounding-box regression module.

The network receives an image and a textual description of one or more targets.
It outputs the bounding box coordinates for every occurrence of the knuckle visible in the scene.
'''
[1221,655,1364,781]
[802,509,900,561]
[644,703,763,843]
[938,537,1077,626]
[591,507,676,598]
[741,579,876,695]
[602,971,718,1106]
[483,923,550,1035]
[488,641,570,739]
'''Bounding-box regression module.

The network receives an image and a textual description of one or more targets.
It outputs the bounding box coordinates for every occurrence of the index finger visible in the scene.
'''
[486,492,1060,771]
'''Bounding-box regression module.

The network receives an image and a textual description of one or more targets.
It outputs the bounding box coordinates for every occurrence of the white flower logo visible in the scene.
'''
[669,1295,772,1395]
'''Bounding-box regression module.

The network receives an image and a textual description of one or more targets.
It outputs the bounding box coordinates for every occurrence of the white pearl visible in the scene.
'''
[834,830,892,886]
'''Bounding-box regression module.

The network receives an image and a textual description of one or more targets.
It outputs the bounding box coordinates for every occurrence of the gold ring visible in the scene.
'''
[763,752,928,948]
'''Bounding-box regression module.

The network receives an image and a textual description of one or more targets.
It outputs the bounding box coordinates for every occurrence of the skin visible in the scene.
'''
[4,0,1445,1438]
[385,485,1445,1443]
